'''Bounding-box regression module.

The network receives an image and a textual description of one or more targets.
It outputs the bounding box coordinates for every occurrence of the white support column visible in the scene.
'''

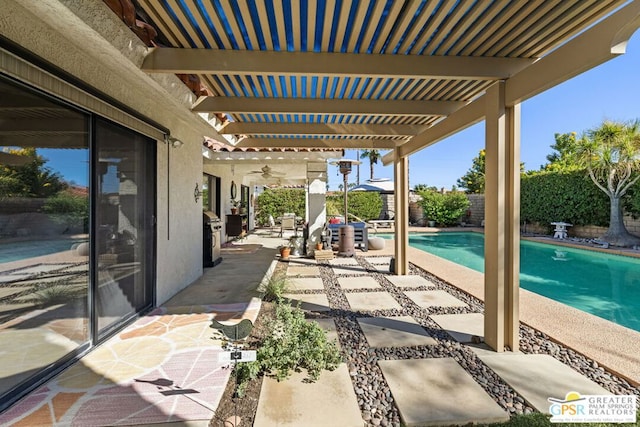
[306,162,327,254]
[393,151,409,275]
[484,81,521,352]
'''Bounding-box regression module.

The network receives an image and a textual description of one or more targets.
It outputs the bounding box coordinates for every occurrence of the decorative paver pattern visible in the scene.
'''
[477,353,611,413]
[431,313,485,343]
[371,263,392,273]
[338,276,381,290]
[0,300,261,426]
[329,258,359,265]
[364,256,392,265]
[283,294,331,311]
[289,277,325,291]
[345,292,402,312]
[357,316,436,347]
[255,364,363,427]
[378,358,509,426]
[404,290,468,308]
[332,264,368,275]
[386,275,434,289]
[286,266,321,276]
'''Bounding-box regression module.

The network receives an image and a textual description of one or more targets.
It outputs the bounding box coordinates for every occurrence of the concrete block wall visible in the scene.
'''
[466,194,485,226]
[380,193,395,219]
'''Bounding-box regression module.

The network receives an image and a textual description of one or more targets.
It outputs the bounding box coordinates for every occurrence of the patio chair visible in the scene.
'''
[268,215,276,232]
[279,215,297,237]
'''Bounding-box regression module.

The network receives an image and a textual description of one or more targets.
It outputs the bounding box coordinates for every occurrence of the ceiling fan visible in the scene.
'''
[248,164,285,179]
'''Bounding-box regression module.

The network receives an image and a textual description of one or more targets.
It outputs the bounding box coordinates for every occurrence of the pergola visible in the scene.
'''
[134,0,639,352]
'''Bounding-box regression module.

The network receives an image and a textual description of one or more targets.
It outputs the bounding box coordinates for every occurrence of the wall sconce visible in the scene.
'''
[164,134,184,148]
[194,183,203,203]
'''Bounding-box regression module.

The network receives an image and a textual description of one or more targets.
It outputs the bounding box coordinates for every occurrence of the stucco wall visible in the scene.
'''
[0,0,217,305]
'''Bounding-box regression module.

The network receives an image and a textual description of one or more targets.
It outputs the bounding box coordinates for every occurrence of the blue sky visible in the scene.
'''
[329,36,640,191]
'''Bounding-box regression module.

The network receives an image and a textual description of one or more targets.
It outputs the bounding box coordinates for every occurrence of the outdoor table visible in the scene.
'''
[551,222,572,239]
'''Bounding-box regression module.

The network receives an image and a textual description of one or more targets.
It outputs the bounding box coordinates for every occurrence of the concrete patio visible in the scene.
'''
[1,230,638,426]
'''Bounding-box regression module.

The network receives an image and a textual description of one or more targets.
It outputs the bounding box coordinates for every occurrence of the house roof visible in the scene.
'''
[132,0,637,157]
[351,178,395,193]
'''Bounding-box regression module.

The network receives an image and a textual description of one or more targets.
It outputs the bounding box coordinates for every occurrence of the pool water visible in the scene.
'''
[0,239,78,264]
[393,232,640,332]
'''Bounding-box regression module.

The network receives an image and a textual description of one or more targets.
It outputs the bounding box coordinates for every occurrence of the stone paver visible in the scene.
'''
[357,316,436,347]
[405,290,468,308]
[254,364,363,427]
[345,292,402,312]
[378,358,508,426]
[476,353,611,413]
[337,276,381,290]
[286,266,321,276]
[329,258,359,265]
[332,264,367,275]
[364,256,392,265]
[289,277,325,291]
[371,263,391,273]
[430,313,484,343]
[287,257,318,266]
[283,294,331,312]
[386,275,434,289]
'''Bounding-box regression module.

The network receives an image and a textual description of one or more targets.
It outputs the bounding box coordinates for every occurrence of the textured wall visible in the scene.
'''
[0,0,220,305]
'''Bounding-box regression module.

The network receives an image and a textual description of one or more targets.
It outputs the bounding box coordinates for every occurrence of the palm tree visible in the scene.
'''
[575,120,640,247]
[360,149,381,180]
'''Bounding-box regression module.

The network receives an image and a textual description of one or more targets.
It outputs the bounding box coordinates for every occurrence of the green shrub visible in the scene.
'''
[232,301,342,397]
[417,190,470,226]
[624,181,640,219]
[521,171,609,227]
[255,188,305,225]
[326,191,383,221]
[43,191,89,232]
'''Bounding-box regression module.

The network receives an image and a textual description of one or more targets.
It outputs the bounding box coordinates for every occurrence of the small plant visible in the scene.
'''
[233,301,342,397]
[19,279,86,307]
[256,273,291,302]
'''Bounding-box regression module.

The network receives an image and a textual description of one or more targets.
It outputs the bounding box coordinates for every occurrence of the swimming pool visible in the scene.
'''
[0,239,78,264]
[393,232,640,332]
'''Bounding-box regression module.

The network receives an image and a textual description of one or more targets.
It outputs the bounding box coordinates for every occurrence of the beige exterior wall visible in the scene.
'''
[0,0,228,305]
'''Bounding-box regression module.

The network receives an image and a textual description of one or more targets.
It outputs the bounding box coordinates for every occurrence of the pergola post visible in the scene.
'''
[393,150,409,275]
[484,81,521,352]
[306,162,327,254]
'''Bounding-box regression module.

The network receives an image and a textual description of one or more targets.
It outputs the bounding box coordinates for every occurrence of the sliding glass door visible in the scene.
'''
[0,77,90,409]
[0,76,156,410]
[94,118,155,337]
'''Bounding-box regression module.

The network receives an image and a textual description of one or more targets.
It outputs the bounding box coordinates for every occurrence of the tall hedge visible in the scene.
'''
[255,188,306,225]
[520,171,609,227]
[327,191,383,221]
[255,188,383,225]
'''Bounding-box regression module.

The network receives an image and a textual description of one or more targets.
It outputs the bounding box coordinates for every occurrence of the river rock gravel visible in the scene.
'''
[287,255,640,427]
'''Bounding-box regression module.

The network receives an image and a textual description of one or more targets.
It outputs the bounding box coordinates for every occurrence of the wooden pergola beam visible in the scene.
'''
[235,137,400,149]
[193,97,463,116]
[142,48,534,80]
[223,122,426,137]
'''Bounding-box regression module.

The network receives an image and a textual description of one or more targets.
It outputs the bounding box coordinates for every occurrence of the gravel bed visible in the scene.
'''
[285,255,640,427]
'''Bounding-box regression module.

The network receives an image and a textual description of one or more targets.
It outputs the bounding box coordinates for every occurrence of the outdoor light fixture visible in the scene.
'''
[330,158,361,221]
[164,134,184,148]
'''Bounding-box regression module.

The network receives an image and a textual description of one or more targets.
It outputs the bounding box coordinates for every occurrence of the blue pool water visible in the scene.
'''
[0,239,78,264]
[391,232,640,332]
